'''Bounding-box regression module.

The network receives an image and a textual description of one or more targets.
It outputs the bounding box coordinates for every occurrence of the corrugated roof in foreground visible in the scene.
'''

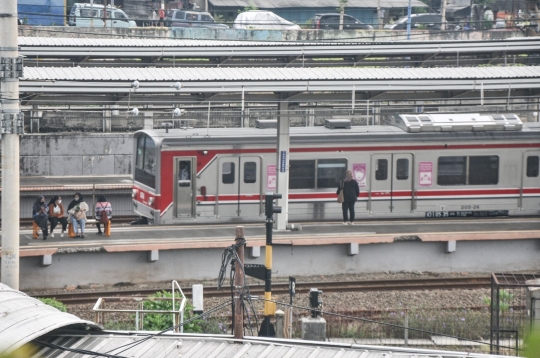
[32,332,512,358]
[22,66,540,82]
[0,283,101,354]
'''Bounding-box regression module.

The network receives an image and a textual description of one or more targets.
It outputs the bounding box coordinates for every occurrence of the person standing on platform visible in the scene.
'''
[159,8,165,27]
[336,170,360,225]
[67,192,89,238]
[95,195,113,236]
[48,195,68,238]
[32,196,49,240]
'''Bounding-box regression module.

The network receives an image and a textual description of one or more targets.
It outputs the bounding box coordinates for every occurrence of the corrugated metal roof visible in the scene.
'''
[32,333,511,358]
[0,283,101,354]
[208,0,427,8]
[22,66,540,82]
[19,36,540,48]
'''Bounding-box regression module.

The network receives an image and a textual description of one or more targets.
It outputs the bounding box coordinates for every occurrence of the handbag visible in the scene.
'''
[74,209,85,220]
[337,180,345,203]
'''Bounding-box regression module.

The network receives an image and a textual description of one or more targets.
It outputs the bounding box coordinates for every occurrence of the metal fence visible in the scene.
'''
[490,273,540,356]
[22,101,538,133]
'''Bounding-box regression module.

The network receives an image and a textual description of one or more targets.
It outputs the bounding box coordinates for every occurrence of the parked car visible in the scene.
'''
[311,13,373,30]
[234,10,301,30]
[69,3,136,28]
[167,10,228,28]
[384,13,444,30]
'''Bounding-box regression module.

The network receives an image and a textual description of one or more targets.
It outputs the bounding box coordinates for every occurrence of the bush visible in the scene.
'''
[142,290,204,332]
[37,298,67,312]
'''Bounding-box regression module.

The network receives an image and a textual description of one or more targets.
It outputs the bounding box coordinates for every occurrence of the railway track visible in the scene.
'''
[33,276,491,305]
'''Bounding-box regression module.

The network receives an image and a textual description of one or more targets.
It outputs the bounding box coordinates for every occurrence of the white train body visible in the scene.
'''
[132,113,540,224]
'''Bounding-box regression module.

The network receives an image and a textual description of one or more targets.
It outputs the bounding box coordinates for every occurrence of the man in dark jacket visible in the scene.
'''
[337,170,360,225]
[32,195,49,239]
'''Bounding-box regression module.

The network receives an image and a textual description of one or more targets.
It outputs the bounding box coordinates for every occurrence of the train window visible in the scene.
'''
[469,156,498,185]
[317,159,347,188]
[396,159,409,180]
[527,156,539,177]
[289,160,315,189]
[244,162,257,183]
[134,135,156,189]
[437,156,466,185]
[375,159,388,180]
[135,136,144,170]
[222,162,235,184]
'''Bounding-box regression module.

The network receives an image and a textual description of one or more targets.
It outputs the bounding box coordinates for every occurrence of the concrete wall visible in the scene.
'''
[14,239,540,289]
[18,25,527,42]
[13,133,132,176]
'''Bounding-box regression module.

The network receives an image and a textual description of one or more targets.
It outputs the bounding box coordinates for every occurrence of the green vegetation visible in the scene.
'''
[37,297,68,312]
[142,290,204,332]
[483,289,514,313]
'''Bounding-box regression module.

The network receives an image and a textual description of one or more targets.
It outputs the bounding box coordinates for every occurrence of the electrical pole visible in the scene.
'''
[441,0,447,31]
[233,226,245,340]
[1,0,23,290]
[406,0,412,40]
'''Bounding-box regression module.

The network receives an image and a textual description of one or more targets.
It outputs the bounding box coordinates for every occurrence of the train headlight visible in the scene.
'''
[149,197,155,208]
[132,189,139,198]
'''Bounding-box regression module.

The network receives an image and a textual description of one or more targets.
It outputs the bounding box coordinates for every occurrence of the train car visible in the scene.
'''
[132,113,540,225]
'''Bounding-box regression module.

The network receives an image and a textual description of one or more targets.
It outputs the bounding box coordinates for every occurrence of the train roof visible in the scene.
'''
[137,122,540,147]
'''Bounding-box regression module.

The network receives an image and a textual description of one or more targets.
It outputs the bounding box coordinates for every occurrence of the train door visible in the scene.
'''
[521,151,540,211]
[216,156,263,218]
[369,153,414,213]
[174,157,195,218]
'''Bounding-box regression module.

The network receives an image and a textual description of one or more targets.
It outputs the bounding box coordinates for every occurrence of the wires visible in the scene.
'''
[217,240,260,335]
[33,340,128,358]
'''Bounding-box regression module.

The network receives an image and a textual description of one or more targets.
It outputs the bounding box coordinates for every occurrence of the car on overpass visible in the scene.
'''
[167,10,229,29]
[311,13,373,30]
[68,3,137,28]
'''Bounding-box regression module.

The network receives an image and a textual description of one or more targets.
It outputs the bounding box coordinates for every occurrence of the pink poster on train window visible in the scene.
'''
[267,165,277,190]
[352,163,367,188]
[419,162,433,186]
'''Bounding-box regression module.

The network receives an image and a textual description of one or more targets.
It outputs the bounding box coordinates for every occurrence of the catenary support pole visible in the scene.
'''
[1,0,22,290]
[233,226,245,339]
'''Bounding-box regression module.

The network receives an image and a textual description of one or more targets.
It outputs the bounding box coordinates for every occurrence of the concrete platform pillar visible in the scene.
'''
[276,100,290,231]
[41,255,52,267]
[301,316,326,341]
[148,250,159,262]
[347,243,359,256]
[445,241,456,253]
[249,246,260,258]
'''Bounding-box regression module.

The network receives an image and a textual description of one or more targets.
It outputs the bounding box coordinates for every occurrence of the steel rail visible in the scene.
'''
[33,276,491,305]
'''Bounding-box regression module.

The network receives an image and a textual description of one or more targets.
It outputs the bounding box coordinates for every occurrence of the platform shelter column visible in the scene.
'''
[276,101,290,231]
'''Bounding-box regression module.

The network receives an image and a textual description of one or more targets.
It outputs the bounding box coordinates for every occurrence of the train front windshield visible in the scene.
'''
[135,135,156,189]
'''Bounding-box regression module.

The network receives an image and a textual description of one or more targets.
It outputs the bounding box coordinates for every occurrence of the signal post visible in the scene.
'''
[258,192,281,337]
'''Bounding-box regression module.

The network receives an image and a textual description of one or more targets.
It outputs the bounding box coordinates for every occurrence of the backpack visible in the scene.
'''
[98,203,109,224]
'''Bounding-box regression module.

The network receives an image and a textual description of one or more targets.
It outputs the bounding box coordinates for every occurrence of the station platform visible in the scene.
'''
[5,216,540,290]
[14,217,540,257]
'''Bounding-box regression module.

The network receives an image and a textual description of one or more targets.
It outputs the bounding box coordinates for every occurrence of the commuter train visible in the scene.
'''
[132,113,540,225]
